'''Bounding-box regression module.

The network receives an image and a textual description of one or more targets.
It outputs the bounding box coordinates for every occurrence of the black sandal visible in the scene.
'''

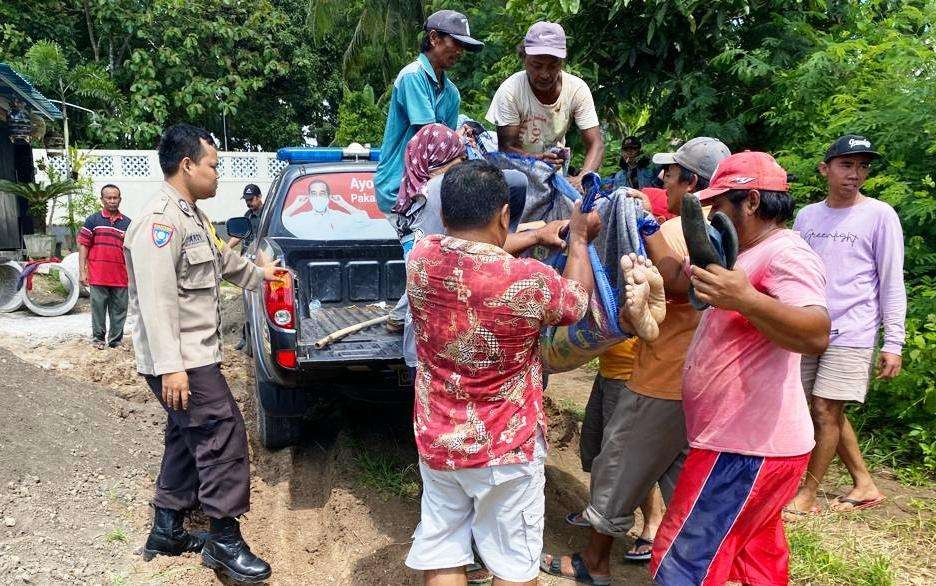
[540,552,611,585]
[624,537,653,562]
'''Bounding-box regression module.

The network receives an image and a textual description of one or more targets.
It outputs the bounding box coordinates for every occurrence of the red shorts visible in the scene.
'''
[650,448,809,585]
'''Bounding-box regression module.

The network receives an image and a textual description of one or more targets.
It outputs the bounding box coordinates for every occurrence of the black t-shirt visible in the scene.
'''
[241,208,261,251]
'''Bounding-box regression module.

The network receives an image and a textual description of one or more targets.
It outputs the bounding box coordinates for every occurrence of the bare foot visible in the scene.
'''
[782,490,821,522]
[619,254,661,341]
[643,254,666,324]
[829,485,886,512]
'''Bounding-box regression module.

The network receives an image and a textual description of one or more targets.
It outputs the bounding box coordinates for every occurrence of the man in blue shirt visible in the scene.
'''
[375,9,483,328]
[376,9,482,215]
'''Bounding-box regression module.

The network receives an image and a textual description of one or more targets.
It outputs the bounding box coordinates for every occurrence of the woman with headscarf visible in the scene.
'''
[392,123,468,251]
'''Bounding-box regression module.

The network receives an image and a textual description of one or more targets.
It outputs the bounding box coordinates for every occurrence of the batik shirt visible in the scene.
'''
[408,235,588,470]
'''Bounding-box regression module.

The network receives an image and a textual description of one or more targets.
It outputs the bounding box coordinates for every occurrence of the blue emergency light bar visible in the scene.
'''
[276,145,381,164]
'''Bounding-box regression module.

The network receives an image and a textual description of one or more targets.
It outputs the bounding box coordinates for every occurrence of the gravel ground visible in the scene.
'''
[0,300,136,342]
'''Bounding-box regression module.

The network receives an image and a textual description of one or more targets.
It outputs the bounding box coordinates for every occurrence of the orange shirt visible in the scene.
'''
[598,337,638,380]
[627,217,701,400]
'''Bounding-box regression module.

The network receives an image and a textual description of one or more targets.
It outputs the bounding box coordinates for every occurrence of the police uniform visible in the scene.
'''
[124,182,263,519]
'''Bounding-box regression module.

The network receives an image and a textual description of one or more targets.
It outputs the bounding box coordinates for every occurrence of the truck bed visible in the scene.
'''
[297,302,403,363]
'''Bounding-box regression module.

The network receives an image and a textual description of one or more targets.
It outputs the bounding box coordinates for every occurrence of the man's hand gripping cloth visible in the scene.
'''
[680,194,739,310]
[484,150,661,373]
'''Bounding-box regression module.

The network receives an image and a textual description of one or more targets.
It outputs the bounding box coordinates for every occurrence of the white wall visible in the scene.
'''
[33,149,287,224]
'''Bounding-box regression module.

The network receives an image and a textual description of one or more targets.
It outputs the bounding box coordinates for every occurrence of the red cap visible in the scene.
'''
[695,151,789,202]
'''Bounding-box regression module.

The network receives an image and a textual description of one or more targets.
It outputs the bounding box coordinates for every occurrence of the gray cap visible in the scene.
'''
[425,10,484,52]
[652,137,731,180]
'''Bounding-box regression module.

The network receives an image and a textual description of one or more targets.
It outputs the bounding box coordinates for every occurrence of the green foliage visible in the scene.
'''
[335,85,384,146]
[0,0,345,150]
[0,175,84,234]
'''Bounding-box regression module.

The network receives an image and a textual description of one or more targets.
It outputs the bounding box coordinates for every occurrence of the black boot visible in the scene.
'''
[202,517,272,583]
[142,507,206,561]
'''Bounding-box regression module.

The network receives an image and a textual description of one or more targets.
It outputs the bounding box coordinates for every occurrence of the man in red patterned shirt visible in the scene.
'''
[404,160,596,585]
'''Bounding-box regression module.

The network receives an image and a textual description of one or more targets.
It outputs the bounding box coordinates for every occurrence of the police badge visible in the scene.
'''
[152,223,174,247]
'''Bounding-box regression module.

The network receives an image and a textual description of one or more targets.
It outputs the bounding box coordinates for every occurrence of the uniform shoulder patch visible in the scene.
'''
[152,223,174,248]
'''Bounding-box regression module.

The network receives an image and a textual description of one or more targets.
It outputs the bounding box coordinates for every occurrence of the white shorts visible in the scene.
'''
[801,346,875,403]
[405,435,546,582]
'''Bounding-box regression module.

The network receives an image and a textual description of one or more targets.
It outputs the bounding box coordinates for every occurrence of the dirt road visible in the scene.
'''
[0,302,652,585]
[2,300,932,585]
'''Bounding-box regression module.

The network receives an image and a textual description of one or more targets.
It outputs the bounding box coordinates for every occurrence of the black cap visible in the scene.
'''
[824,134,881,163]
[242,184,261,199]
[622,136,641,149]
[425,10,484,52]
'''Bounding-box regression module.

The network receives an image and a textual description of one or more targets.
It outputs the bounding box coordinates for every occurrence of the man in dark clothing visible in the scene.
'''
[78,184,132,349]
[613,136,660,190]
[226,183,263,252]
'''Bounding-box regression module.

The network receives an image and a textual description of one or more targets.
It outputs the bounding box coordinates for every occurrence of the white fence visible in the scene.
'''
[33,149,288,224]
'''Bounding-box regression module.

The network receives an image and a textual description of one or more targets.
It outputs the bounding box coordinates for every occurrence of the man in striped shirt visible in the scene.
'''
[78,184,132,349]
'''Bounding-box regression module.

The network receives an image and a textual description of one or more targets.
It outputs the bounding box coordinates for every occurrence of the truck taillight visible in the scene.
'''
[264,270,295,330]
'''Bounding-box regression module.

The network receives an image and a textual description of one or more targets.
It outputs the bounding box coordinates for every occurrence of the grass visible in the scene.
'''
[350,440,421,500]
[789,524,893,585]
[105,527,127,543]
[558,398,586,423]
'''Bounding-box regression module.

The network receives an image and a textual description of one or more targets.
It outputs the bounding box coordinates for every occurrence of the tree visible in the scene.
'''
[14,40,119,152]
[335,85,384,146]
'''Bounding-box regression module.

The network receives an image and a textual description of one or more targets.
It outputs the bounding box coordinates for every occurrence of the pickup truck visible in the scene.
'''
[226,145,409,449]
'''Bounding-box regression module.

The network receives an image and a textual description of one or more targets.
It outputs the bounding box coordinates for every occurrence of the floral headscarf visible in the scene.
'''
[393,123,466,214]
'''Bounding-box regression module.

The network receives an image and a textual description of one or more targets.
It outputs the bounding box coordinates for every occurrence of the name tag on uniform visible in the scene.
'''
[184,233,205,246]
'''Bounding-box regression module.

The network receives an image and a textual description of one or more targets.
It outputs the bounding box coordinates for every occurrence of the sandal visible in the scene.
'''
[782,505,821,522]
[564,511,590,528]
[540,552,611,585]
[624,537,653,562]
[830,495,885,512]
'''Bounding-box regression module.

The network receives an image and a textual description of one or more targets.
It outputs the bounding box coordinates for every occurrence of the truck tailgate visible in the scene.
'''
[297,303,403,363]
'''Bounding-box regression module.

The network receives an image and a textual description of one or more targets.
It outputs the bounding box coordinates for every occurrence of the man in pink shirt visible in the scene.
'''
[786,135,906,518]
[650,152,830,585]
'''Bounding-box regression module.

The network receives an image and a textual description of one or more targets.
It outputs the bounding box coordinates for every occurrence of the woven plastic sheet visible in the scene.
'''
[482,152,653,372]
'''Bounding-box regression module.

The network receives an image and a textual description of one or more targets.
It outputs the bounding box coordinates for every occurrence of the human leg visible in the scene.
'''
[790,347,874,516]
[471,436,546,584]
[405,463,474,576]
[546,386,685,580]
[141,374,205,560]
[579,375,608,473]
[107,286,129,346]
[165,364,268,582]
[626,488,664,561]
[788,396,844,516]
[89,285,108,345]
[831,415,884,510]
[651,450,808,585]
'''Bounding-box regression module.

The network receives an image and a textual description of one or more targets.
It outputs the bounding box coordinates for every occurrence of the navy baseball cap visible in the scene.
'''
[242,184,261,199]
[824,135,881,162]
[425,10,483,52]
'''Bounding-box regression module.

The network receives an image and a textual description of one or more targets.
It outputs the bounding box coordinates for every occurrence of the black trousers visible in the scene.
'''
[144,363,249,519]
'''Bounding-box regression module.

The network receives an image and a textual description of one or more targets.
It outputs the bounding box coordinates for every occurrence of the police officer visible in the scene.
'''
[125,123,282,583]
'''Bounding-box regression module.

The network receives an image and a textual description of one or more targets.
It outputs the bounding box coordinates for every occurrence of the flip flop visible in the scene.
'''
[565,511,590,528]
[782,505,821,522]
[624,537,653,562]
[540,552,611,585]
[831,495,886,512]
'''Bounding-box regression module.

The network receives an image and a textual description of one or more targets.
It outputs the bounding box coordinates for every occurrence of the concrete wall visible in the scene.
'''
[33,149,287,224]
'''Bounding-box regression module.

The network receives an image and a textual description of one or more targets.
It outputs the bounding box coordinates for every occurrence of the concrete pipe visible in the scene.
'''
[0,261,25,313]
[22,261,80,317]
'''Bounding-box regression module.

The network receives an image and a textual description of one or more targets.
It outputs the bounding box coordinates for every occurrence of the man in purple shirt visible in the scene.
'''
[786,135,906,519]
